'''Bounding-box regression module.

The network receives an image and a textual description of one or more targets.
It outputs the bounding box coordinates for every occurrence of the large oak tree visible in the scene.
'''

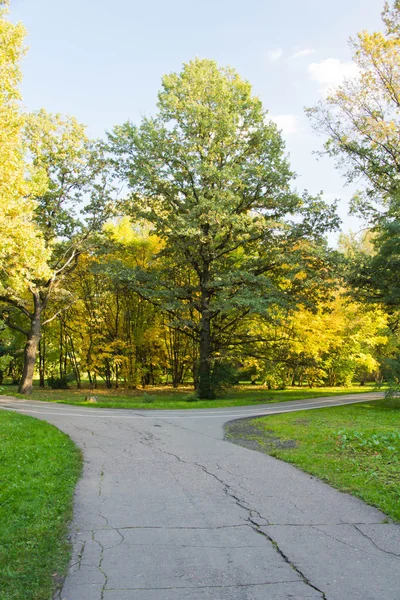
[109,58,339,398]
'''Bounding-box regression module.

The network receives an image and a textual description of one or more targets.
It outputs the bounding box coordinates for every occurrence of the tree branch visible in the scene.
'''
[0,296,31,318]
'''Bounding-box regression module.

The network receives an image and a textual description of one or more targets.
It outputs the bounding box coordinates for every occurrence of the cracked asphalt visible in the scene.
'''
[1,392,400,600]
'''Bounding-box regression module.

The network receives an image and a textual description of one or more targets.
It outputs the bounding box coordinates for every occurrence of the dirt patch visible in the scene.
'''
[224,417,297,455]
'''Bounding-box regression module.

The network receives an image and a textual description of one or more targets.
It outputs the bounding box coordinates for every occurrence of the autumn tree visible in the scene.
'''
[109,58,339,398]
[0,1,50,297]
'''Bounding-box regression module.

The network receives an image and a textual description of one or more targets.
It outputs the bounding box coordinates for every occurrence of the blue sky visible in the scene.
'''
[10,0,384,243]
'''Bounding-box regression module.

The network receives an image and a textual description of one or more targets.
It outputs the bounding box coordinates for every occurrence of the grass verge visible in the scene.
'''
[0,411,82,600]
[225,398,400,521]
[8,383,380,410]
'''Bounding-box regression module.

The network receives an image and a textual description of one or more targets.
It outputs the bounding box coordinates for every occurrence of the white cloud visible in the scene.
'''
[308,58,359,96]
[267,48,283,61]
[269,114,300,135]
[289,48,316,60]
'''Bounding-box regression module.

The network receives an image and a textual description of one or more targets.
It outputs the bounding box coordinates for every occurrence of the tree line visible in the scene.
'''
[1,0,400,398]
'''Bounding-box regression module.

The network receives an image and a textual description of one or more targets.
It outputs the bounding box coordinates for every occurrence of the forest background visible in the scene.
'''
[1,0,400,400]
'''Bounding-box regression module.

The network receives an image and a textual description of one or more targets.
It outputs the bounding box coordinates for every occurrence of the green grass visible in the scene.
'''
[0,411,82,600]
[7,382,380,410]
[225,398,400,521]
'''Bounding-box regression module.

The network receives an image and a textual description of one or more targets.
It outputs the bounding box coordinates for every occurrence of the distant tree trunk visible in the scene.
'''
[105,360,112,388]
[198,269,214,399]
[115,364,119,389]
[19,295,43,395]
[68,336,81,388]
[38,336,45,388]
[59,319,64,379]
[164,324,187,388]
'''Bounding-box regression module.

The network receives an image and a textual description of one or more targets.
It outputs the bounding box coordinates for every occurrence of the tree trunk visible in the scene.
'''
[105,360,112,389]
[19,296,42,395]
[198,270,214,399]
[59,319,64,379]
[68,337,81,389]
[39,337,45,388]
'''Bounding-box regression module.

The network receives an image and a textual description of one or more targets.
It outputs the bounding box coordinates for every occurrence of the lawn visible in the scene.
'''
[0,411,82,600]
[225,398,400,521]
[7,382,380,410]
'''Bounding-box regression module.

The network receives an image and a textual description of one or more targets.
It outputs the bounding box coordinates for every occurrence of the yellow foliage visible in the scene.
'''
[0,2,50,292]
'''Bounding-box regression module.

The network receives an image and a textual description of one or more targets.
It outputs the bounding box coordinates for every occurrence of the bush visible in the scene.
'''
[141,393,156,404]
[210,362,240,393]
[47,375,70,389]
[184,393,198,403]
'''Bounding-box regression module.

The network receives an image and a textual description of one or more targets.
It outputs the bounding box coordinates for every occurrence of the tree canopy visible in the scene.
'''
[108,59,339,398]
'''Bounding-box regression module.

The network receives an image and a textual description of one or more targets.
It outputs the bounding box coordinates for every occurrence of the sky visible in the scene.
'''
[10,0,384,245]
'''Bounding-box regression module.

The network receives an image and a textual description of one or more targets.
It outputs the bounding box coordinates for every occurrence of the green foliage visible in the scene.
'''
[210,361,240,394]
[108,58,339,398]
[47,375,70,389]
[184,393,198,403]
[141,392,156,404]
[336,429,400,453]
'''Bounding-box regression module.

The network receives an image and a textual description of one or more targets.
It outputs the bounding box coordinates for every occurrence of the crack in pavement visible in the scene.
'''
[77,524,250,531]
[103,579,303,591]
[310,525,365,554]
[353,524,400,558]
[69,540,86,572]
[157,444,328,599]
[310,523,400,560]
[92,531,108,600]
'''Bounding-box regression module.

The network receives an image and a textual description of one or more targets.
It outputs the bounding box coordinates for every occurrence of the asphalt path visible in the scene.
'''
[1,392,400,600]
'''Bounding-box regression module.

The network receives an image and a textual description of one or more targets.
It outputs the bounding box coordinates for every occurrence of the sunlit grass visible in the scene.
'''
[0,411,82,600]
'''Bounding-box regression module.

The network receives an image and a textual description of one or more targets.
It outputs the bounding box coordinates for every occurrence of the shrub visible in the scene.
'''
[47,375,70,389]
[184,393,198,403]
[210,362,240,393]
[141,393,156,404]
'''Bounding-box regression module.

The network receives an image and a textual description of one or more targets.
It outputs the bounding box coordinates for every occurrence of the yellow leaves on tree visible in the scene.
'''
[0,1,50,294]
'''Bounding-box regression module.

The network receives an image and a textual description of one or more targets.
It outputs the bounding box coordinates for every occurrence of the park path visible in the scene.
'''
[1,392,400,600]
